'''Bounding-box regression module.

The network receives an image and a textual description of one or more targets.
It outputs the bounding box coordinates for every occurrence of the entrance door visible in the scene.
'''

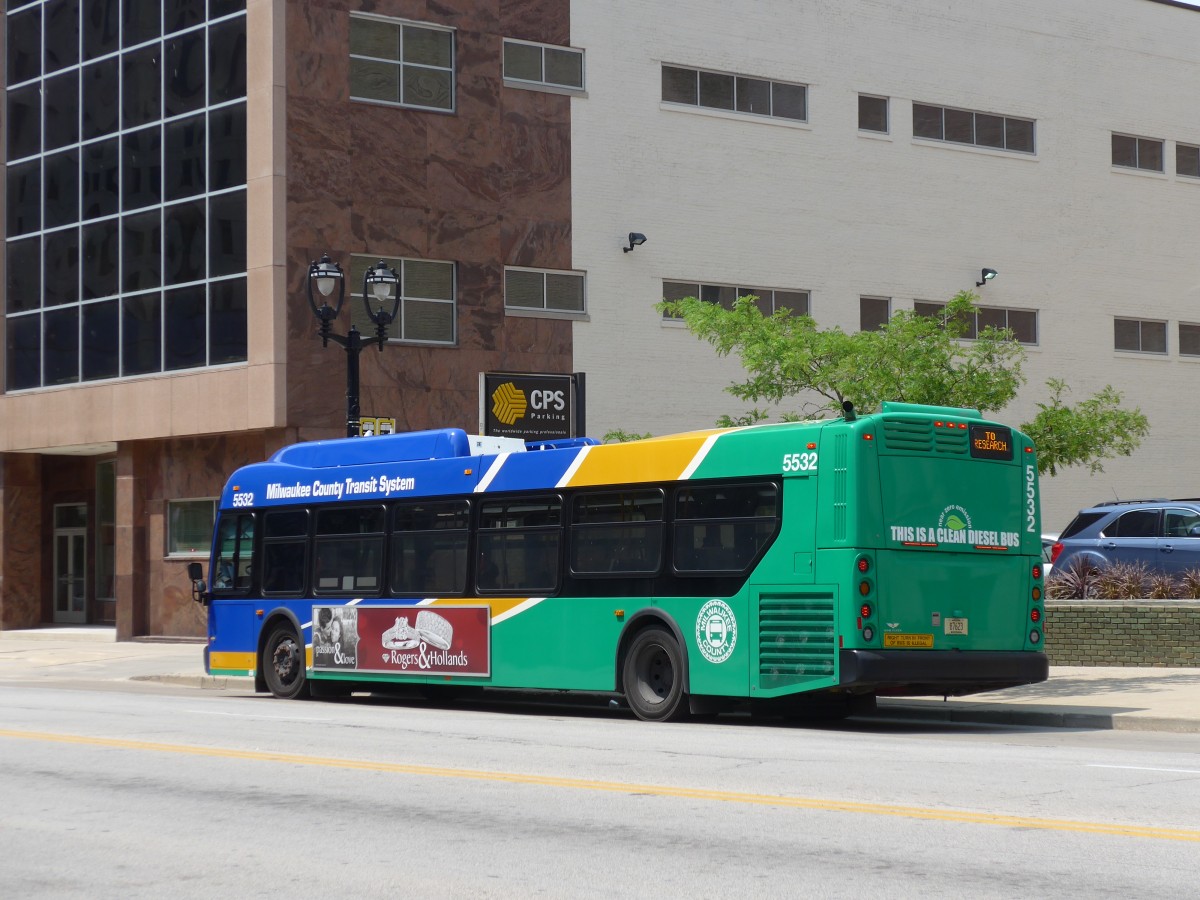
[54,504,88,624]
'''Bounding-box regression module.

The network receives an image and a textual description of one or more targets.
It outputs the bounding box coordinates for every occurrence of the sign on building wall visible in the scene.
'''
[479,373,584,442]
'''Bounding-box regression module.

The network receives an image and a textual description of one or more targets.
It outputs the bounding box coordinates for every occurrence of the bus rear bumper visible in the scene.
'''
[839,649,1049,697]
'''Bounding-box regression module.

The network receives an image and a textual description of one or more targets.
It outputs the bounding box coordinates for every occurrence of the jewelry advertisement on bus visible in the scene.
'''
[312,605,491,677]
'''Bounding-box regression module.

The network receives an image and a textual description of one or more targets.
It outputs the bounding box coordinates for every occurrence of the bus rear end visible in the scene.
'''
[834,402,1048,696]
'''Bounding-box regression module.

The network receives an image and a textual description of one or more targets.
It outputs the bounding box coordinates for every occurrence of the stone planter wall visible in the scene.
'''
[1044,601,1200,667]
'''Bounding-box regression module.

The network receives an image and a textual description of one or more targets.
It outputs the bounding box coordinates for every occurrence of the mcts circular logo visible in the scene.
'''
[695,599,737,664]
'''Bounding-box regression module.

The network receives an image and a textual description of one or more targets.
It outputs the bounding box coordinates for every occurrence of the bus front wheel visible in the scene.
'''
[622,628,689,722]
[262,621,309,700]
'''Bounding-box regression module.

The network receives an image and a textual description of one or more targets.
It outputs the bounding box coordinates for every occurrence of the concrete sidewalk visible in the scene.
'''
[3,626,1199,732]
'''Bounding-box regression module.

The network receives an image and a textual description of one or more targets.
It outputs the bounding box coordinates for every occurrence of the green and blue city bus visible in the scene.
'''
[192,401,1048,721]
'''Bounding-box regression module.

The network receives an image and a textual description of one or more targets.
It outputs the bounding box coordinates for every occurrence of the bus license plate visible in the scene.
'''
[883,633,934,648]
[944,617,968,635]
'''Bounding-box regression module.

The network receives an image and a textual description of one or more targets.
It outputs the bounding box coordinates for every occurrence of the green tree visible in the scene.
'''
[657,290,1148,477]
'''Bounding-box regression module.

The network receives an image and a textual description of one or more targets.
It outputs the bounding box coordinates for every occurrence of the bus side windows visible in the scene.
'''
[477,496,562,593]
[390,500,470,596]
[312,506,385,596]
[673,483,779,575]
[569,489,664,577]
[261,510,309,596]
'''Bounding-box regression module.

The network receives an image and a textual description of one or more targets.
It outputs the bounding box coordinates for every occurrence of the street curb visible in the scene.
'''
[874,701,1200,734]
[132,674,255,690]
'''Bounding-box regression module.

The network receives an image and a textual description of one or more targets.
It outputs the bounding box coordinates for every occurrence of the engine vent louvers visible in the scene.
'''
[881,417,967,455]
[759,594,836,686]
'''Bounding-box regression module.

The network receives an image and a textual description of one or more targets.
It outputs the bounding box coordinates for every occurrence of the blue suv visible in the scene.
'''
[1051,499,1200,575]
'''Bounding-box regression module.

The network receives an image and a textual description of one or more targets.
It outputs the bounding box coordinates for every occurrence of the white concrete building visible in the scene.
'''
[570,0,1200,531]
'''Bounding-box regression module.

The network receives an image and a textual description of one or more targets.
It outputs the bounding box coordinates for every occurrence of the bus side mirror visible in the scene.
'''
[187,562,209,605]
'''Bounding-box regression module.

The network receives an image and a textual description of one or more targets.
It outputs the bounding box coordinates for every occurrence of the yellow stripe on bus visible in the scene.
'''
[209,651,256,671]
[566,430,725,487]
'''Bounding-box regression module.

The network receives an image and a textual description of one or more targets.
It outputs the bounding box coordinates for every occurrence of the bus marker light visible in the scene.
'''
[1032,565,1042,580]
[1030,630,1041,644]
[1024,446,1034,453]
[1030,608,1041,622]
[464,469,473,475]
[862,626,875,641]
[856,557,870,573]
[858,580,871,596]
[863,434,873,441]
[614,609,625,620]
[255,609,264,617]
[806,442,816,450]
[1032,587,1041,601]
[860,603,872,618]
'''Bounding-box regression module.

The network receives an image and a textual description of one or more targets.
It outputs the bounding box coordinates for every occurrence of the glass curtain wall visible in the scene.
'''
[4,0,248,391]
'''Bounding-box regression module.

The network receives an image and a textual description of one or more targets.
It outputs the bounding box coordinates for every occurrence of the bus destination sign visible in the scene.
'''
[969,425,1013,460]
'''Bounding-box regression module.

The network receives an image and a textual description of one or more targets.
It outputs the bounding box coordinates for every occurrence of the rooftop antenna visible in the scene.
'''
[842,400,857,422]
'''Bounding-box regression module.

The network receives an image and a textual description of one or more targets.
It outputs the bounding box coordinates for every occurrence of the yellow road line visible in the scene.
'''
[2,728,1197,843]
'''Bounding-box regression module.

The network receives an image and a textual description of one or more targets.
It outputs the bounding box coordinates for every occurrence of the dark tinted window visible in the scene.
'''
[478,497,562,592]
[391,500,470,595]
[83,59,120,138]
[673,483,779,574]
[7,85,42,161]
[570,490,664,576]
[262,510,309,595]
[1059,512,1107,539]
[44,306,80,384]
[313,507,386,595]
[209,277,248,363]
[82,299,120,380]
[122,292,162,375]
[858,95,887,133]
[164,285,207,370]
[1104,509,1159,538]
[7,238,43,313]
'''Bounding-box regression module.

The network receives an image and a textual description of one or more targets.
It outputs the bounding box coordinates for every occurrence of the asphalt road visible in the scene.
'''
[1,680,1198,899]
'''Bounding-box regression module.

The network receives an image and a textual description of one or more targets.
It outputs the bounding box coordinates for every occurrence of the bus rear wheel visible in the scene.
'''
[622,627,689,722]
[262,621,309,700]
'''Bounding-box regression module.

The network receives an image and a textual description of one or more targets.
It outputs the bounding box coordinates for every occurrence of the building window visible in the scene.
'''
[1114,317,1167,353]
[1111,133,1164,172]
[914,302,1037,344]
[860,296,890,331]
[503,39,583,92]
[913,103,1035,153]
[858,95,888,133]
[504,267,586,314]
[349,15,454,111]
[4,1,248,392]
[1177,144,1200,179]
[167,499,217,557]
[1180,323,1200,357]
[662,65,806,122]
[349,255,456,344]
[663,281,809,318]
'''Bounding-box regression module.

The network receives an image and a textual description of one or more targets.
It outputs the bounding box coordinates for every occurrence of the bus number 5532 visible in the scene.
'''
[782,452,818,472]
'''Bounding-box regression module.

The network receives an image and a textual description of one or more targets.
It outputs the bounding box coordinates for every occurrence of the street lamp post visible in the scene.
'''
[305,254,401,438]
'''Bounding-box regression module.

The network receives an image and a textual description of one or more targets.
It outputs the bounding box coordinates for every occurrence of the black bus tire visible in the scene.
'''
[262,621,310,700]
[622,627,689,722]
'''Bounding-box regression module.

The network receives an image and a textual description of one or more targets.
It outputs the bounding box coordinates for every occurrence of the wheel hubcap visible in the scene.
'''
[273,638,300,684]
[638,646,672,704]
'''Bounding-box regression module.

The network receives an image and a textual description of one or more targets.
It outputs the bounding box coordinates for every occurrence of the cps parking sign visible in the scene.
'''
[480,372,578,442]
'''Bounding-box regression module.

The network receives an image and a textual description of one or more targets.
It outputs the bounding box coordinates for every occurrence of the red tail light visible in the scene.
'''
[1050,542,1063,563]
